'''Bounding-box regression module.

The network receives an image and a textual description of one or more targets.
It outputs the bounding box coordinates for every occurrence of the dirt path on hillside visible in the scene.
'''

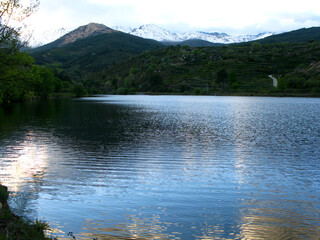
[268,75,278,87]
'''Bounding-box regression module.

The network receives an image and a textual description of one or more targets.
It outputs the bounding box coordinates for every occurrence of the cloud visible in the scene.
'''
[25,0,320,34]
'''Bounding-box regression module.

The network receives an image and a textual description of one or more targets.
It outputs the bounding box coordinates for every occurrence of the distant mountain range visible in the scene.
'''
[31,24,163,79]
[113,24,274,44]
[33,23,118,51]
[26,27,72,48]
[30,23,320,95]
[28,23,274,47]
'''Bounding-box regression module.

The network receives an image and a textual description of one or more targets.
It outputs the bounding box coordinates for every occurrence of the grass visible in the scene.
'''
[0,184,55,240]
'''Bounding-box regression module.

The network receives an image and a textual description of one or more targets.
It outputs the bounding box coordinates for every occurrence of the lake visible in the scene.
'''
[0,95,319,239]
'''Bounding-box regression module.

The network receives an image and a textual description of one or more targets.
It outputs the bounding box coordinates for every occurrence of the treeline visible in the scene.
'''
[0,49,86,105]
[0,0,89,106]
[102,42,320,96]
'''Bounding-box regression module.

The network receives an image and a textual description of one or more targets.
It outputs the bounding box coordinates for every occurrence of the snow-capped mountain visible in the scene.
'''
[26,23,274,47]
[114,24,181,42]
[113,24,274,44]
[24,27,72,47]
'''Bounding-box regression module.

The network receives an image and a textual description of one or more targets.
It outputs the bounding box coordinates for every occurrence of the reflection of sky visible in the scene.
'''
[231,98,320,239]
[1,96,320,239]
[0,131,48,193]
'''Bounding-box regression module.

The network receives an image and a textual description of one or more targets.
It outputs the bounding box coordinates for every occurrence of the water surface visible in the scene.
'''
[0,95,319,239]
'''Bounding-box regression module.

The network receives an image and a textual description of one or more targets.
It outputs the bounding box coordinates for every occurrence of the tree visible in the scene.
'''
[229,70,237,85]
[277,78,287,91]
[73,83,86,97]
[0,0,39,104]
[0,50,34,103]
[31,66,55,98]
[217,69,228,91]
[1,0,39,50]
[251,42,262,53]
[149,73,163,92]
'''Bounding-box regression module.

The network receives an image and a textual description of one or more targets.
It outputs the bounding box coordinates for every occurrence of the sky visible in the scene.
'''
[24,0,320,34]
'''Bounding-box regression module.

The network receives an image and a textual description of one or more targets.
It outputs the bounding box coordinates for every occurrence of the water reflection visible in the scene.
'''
[0,130,49,217]
[230,98,320,239]
[0,96,320,239]
[239,200,320,239]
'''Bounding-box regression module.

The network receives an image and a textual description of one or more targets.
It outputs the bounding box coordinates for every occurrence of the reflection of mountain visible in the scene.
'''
[239,200,320,239]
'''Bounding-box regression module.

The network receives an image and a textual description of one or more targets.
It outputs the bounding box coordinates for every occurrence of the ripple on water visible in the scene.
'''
[1,96,320,239]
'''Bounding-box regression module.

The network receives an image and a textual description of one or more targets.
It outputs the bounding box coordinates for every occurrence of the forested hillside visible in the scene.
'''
[256,27,320,44]
[31,32,163,80]
[102,41,320,95]
[29,26,320,96]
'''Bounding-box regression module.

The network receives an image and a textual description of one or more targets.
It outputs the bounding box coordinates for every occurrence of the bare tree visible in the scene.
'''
[0,0,39,51]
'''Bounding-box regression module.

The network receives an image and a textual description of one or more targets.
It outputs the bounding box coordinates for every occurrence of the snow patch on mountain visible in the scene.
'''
[114,24,274,44]
[23,27,73,47]
[26,23,274,47]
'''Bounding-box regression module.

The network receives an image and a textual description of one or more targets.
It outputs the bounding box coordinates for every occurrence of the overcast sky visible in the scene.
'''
[25,0,320,34]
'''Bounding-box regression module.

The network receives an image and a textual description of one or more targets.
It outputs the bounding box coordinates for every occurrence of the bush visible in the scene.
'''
[231,82,239,90]
[73,83,86,97]
[117,87,129,95]
[193,88,201,95]
[0,185,8,204]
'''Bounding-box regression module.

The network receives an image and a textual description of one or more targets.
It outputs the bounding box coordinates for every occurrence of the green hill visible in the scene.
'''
[32,23,118,52]
[31,26,320,96]
[31,31,163,80]
[256,27,320,44]
[101,41,320,96]
[162,39,223,47]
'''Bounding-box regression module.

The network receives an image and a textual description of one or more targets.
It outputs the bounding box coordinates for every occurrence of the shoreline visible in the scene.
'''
[1,91,319,108]
[121,91,320,98]
[0,184,54,240]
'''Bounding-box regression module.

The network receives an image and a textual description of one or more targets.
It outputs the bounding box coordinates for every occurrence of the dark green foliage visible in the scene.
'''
[251,42,262,52]
[0,50,34,104]
[73,83,86,97]
[257,27,320,44]
[229,71,237,85]
[149,73,163,92]
[0,185,8,204]
[0,49,60,104]
[102,40,320,95]
[217,69,228,92]
[162,39,223,47]
[0,184,54,240]
[278,78,287,91]
[31,32,163,81]
[193,88,202,95]
[31,66,55,98]
[217,69,228,83]
[25,27,320,96]
[117,87,129,95]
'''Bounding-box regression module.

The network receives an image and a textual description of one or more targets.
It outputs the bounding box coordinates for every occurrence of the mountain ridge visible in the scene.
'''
[31,30,163,80]
[31,23,118,51]
[30,24,320,96]
[28,23,275,48]
[113,24,274,44]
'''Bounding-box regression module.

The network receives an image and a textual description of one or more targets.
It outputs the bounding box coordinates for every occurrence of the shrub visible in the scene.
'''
[0,185,8,204]
[117,88,129,95]
[73,83,86,97]
[193,88,201,95]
